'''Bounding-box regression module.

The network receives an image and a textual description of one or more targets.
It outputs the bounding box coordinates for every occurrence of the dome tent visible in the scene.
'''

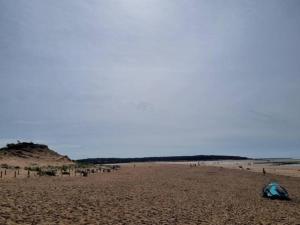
[262,182,290,200]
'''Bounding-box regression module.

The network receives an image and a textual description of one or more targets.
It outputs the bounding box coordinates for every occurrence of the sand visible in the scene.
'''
[163,160,300,178]
[0,157,74,168]
[199,160,300,178]
[0,164,299,225]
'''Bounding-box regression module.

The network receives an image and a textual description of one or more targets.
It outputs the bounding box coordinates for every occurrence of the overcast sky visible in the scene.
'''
[0,0,300,159]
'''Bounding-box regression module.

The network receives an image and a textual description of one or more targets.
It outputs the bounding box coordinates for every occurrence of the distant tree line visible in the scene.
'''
[77,155,249,164]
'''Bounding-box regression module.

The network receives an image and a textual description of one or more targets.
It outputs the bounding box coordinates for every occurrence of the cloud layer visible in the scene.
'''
[1,0,300,158]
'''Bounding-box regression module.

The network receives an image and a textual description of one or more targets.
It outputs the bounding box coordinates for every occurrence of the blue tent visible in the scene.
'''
[262,182,290,200]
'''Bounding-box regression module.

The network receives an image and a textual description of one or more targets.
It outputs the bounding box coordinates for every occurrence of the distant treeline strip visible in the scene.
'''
[77,155,249,164]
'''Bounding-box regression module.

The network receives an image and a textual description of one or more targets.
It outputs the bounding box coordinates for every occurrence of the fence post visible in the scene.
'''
[14,171,16,178]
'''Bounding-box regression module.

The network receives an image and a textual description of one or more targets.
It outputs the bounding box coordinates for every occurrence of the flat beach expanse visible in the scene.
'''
[163,159,300,178]
[0,164,299,225]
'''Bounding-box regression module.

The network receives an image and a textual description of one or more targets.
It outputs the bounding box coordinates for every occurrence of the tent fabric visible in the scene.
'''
[262,182,290,200]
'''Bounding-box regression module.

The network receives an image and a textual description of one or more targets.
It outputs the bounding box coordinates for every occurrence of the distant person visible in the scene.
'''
[263,168,266,175]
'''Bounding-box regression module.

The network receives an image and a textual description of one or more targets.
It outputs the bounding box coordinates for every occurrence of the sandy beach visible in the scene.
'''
[167,159,300,178]
[0,164,299,225]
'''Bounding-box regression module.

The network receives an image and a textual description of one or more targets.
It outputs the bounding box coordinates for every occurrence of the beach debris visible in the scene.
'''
[262,182,290,200]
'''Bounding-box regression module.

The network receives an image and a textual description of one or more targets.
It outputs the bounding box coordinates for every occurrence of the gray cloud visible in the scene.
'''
[0,0,300,158]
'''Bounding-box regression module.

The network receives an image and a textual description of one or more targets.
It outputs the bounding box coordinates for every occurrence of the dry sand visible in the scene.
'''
[0,157,74,168]
[0,164,299,225]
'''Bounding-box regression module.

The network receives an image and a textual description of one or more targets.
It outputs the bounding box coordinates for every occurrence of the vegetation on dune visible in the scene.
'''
[24,166,41,172]
[1,164,10,169]
[23,164,73,176]
[38,169,57,176]
[4,142,48,150]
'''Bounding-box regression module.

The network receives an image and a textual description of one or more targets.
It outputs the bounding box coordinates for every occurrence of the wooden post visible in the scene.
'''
[17,169,20,175]
[14,171,16,178]
[0,171,2,179]
[27,170,30,178]
[4,170,6,175]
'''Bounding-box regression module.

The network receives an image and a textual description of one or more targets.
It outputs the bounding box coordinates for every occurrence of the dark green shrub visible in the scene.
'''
[38,170,56,176]
[24,166,41,172]
[61,165,71,172]
[1,164,9,169]
[61,171,70,175]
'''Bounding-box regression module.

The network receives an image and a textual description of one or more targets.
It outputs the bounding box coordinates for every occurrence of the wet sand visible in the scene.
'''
[199,160,300,178]
[0,164,299,224]
[162,160,300,178]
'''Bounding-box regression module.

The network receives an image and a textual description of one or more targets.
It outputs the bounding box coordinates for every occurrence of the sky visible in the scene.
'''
[0,0,300,159]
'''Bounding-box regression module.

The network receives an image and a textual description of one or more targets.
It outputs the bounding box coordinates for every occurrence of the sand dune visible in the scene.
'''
[0,142,74,167]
